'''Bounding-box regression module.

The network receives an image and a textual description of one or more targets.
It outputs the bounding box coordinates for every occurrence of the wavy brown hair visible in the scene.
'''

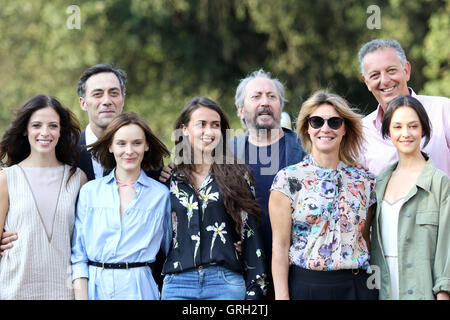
[296,90,363,166]
[174,97,263,234]
[88,112,169,171]
[0,94,80,185]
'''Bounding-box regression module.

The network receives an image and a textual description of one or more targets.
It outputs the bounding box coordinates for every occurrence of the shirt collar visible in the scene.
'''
[415,158,435,192]
[172,167,214,191]
[305,154,346,172]
[372,87,416,131]
[376,158,435,193]
[85,124,99,146]
[105,168,151,187]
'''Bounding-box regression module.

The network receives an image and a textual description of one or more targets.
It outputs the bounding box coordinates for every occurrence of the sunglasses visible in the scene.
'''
[307,116,344,130]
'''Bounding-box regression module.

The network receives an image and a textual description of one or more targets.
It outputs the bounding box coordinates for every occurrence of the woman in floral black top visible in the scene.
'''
[161,97,267,300]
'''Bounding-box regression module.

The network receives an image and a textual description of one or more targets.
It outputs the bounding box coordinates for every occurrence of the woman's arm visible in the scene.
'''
[433,183,450,299]
[363,204,375,252]
[71,186,90,299]
[80,170,88,188]
[0,171,10,249]
[73,278,88,300]
[269,190,292,300]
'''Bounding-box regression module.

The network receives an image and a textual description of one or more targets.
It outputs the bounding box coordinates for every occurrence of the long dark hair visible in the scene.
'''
[174,97,263,234]
[88,112,169,171]
[0,94,81,184]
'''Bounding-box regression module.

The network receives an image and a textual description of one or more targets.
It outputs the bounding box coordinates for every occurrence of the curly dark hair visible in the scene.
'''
[0,94,81,184]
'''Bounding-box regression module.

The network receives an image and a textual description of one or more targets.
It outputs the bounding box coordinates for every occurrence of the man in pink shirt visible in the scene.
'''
[358,38,450,177]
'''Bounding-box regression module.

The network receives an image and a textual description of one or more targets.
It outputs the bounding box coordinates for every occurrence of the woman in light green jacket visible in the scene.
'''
[370,95,449,300]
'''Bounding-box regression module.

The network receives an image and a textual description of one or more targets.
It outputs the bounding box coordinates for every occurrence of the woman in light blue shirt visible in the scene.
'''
[71,112,171,300]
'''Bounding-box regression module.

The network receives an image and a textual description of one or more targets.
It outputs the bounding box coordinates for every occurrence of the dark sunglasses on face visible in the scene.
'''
[307,116,344,130]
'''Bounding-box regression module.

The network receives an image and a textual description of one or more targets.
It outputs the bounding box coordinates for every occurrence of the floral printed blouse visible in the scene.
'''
[270,154,376,271]
[162,169,267,299]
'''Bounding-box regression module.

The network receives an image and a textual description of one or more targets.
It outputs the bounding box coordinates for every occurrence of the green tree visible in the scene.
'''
[1,0,447,156]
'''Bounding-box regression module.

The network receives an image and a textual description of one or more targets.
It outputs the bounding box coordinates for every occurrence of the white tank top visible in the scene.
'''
[380,198,404,300]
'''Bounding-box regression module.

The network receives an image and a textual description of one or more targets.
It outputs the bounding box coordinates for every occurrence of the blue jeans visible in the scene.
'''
[161,265,246,300]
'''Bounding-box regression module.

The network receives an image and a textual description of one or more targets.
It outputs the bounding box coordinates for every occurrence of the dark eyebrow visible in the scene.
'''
[115,137,145,142]
[30,120,59,124]
[91,87,121,93]
[391,120,420,124]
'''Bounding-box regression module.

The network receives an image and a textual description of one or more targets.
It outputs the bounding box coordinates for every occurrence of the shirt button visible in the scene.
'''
[406,263,412,268]
[408,289,413,295]
[405,212,410,217]
[406,237,411,242]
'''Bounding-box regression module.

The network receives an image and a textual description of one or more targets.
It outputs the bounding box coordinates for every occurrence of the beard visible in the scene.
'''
[245,106,281,131]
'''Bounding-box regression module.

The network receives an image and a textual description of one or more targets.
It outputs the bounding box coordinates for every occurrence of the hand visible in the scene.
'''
[437,291,450,300]
[0,231,18,256]
[355,163,370,172]
[234,241,242,254]
[159,162,175,183]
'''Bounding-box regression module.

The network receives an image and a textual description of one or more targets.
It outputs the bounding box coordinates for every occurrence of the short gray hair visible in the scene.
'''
[358,39,407,76]
[234,68,287,112]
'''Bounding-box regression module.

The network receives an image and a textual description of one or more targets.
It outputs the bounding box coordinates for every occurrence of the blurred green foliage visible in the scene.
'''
[1,0,448,159]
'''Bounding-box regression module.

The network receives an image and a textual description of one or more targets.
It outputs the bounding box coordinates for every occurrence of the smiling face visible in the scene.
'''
[362,48,411,111]
[109,124,149,174]
[388,106,423,157]
[183,106,222,158]
[238,77,282,131]
[308,104,346,157]
[80,72,125,137]
[26,106,61,157]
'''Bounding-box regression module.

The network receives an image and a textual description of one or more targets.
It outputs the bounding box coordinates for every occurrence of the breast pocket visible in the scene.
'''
[415,211,438,260]
[415,212,439,226]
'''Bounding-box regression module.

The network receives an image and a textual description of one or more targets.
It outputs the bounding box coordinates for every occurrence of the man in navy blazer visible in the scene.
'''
[76,64,163,287]
[76,63,161,181]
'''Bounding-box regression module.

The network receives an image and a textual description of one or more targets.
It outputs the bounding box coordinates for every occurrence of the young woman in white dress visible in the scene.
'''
[0,94,87,299]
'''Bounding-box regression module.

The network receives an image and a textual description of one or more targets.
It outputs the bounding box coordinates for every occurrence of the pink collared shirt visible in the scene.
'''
[360,88,450,177]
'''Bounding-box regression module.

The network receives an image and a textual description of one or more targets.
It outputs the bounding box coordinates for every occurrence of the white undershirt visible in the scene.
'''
[380,198,404,300]
[85,124,104,179]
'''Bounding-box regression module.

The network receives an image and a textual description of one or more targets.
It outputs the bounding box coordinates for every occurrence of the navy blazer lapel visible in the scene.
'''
[78,130,95,181]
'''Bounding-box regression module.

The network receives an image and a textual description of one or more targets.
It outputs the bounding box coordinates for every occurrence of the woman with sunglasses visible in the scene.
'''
[269,90,378,300]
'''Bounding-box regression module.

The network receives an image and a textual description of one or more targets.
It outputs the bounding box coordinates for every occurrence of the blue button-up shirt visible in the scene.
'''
[71,169,171,300]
